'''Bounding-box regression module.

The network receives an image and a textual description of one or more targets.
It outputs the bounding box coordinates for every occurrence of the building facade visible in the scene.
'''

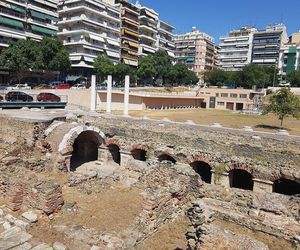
[278,44,300,81]
[57,0,121,76]
[0,0,58,83]
[116,0,139,67]
[175,27,216,82]
[219,27,257,71]
[251,24,288,66]
[137,5,158,56]
[157,20,175,59]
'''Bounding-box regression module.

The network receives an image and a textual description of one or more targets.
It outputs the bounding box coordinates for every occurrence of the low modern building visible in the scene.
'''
[219,27,257,71]
[195,87,265,111]
[175,27,217,82]
[251,24,288,66]
[116,0,139,67]
[57,0,121,76]
[0,0,58,83]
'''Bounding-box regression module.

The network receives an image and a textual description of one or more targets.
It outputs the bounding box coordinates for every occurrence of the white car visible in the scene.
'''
[71,84,86,90]
[7,84,31,90]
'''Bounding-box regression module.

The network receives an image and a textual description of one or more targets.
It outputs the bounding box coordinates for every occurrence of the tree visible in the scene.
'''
[93,55,115,82]
[0,39,42,83]
[204,69,227,85]
[153,49,172,83]
[263,88,300,128]
[137,55,156,84]
[40,37,71,72]
[287,71,300,87]
[114,63,136,84]
[166,63,198,86]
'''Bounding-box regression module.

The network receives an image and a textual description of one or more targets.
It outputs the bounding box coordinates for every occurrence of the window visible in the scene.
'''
[230,93,238,98]
[221,93,228,98]
[216,93,219,97]
[217,102,225,106]
[240,94,247,99]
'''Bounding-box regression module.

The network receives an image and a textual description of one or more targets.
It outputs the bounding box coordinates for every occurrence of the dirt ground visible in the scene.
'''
[28,176,144,248]
[213,219,294,250]
[136,216,190,250]
[125,109,300,135]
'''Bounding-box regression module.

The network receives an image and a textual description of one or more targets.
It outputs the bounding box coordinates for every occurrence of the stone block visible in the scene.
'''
[22,211,38,223]
[253,179,273,193]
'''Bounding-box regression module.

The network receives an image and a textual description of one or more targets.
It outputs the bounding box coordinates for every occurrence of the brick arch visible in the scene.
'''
[58,125,106,155]
[189,155,211,165]
[130,144,148,152]
[270,172,300,184]
[227,162,254,174]
[105,138,121,148]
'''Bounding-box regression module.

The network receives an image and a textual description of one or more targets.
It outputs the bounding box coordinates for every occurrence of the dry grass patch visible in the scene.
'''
[137,216,189,250]
[127,109,300,135]
[213,219,294,250]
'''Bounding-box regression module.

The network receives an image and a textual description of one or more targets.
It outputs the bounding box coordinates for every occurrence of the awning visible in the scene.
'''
[106,38,119,47]
[89,34,105,42]
[124,59,138,66]
[31,25,56,36]
[143,47,156,53]
[128,41,139,48]
[0,16,24,29]
[167,51,175,57]
[0,2,26,14]
[106,51,120,58]
[186,58,195,62]
[145,9,158,20]
[124,29,139,37]
[30,10,57,21]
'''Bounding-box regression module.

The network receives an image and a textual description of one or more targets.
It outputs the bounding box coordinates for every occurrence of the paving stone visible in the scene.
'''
[53,241,68,250]
[11,242,32,250]
[22,211,38,223]
[31,243,53,250]
[0,226,32,250]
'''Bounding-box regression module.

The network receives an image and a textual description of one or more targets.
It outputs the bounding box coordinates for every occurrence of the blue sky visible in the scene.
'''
[137,0,300,43]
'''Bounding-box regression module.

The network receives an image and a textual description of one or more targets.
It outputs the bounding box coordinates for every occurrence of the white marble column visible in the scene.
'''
[90,75,97,112]
[106,75,112,114]
[124,75,130,116]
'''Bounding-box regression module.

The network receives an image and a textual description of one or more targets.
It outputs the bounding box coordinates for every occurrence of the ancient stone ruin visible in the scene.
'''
[0,113,299,249]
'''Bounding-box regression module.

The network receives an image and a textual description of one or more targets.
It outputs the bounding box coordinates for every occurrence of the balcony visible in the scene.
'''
[58,4,120,23]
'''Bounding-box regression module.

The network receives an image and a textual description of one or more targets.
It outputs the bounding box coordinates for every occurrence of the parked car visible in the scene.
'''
[0,95,3,101]
[5,91,33,102]
[37,93,61,102]
[48,81,61,89]
[7,84,31,90]
[0,84,10,90]
[55,83,70,89]
[71,84,86,90]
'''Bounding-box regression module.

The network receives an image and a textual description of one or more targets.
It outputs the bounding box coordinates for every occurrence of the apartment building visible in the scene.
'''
[0,0,58,83]
[0,0,58,51]
[115,0,139,67]
[251,24,288,66]
[137,5,158,56]
[175,27,216,82]
[157,20,175,59]
[57,0,121,76]
[219,27,257,71]
[278,33,300,81]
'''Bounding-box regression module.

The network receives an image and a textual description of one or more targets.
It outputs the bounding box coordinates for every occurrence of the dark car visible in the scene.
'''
[0,95,3,101]
[5,91,33,102]
[37,93,61,102]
